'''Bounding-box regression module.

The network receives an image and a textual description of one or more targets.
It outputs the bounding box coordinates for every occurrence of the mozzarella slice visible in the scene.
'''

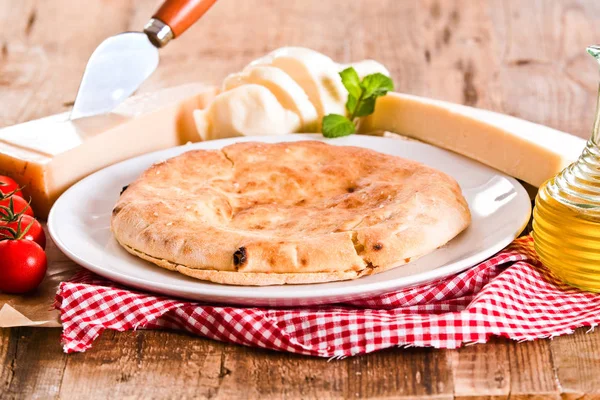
[223,66,319,132]
[340,60,390,79]
[194,84,301,141]
[248,47,347,120]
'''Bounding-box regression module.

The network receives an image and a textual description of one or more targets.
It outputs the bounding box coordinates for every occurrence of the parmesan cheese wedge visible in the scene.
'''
[222,65,319,132]
[248,47,347,120]
[0,84,218,218]
[193,84,301,141]
[359,93,586,187]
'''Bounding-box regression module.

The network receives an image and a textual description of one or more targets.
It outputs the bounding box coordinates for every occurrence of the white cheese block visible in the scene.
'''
[339,60,390,79]
[0,84,218,217]
[248,47,347,120]
[359,93,586,187]
[222,65,319,132]
[193,84,300,141]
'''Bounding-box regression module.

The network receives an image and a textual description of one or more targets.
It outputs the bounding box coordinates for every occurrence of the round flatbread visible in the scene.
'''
[111,141,471,285]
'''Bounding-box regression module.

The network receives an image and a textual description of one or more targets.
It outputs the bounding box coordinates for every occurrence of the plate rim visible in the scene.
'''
[48,134,531,304]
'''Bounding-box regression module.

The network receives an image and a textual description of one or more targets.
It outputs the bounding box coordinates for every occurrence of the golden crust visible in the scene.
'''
[120,241,366,285]
[111,141,471,286]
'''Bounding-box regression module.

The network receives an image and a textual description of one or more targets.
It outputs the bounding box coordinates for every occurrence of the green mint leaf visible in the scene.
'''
[345,93,357,115]
[322,114,356,138]
[322,68,395,138]
[361,73,394,99]
[353,97,376,117]
[339,67,362,101]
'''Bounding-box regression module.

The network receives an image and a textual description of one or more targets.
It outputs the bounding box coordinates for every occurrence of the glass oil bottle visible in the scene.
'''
[532,46,600,291]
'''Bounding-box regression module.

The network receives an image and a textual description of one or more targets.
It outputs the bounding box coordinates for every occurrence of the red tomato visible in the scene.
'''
[0,239,47,294]
[0,196,34,218]
[0,176,23,198]
[0,215,46,249]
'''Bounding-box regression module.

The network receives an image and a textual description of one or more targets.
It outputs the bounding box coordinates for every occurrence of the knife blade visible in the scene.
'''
[71,0,217,120]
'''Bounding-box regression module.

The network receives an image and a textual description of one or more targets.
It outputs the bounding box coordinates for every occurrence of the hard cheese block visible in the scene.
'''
[360,93,586,187]
[0,84,217,218]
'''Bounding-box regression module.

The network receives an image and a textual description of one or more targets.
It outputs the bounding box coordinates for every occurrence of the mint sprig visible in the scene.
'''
[322,67,394,138]
[322,114,355,138]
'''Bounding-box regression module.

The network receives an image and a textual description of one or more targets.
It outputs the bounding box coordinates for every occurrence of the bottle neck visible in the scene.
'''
[593,84,600,145]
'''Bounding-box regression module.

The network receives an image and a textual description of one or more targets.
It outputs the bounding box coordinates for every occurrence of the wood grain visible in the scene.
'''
[348,347,454,399]
[214,346,349,399]
[2,0,600,398]
[59,330,227,399]
[452,339,510,399]
[508,340,559,399]
[549,329,600,399]
[0,328,16,394]
[0,328,67,399]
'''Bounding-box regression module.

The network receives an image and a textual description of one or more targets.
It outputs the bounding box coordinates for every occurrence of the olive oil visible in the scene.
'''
[532,45,600,291]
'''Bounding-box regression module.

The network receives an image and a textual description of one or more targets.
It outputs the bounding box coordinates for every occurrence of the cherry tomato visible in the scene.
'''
[0,215,46,249]
[0,196,33,218]
[0,176,23,198]
[0,239,47,294]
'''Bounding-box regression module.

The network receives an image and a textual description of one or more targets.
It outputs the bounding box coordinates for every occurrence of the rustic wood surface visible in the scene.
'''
[2,0,600,398]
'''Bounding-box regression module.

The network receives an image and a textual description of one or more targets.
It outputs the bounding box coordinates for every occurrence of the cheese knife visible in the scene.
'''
[70,0,217,120]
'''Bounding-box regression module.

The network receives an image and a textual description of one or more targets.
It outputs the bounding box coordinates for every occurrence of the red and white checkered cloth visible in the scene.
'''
[55,236,600,357]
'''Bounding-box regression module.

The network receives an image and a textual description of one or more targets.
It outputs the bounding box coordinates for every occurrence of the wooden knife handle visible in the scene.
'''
[153,0,217,38]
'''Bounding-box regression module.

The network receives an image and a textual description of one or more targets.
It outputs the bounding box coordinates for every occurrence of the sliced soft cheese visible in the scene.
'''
[0,84,218,218]
[248,47,347,120]
[194,84,300,141]
[359,93,586,187]
[222,65,319,132]
[340,60,390,79]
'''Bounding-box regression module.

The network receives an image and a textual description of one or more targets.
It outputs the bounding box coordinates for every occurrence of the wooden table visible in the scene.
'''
[2,0,600,398]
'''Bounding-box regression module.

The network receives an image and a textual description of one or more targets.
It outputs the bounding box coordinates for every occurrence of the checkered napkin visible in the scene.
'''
[55,236,600,357]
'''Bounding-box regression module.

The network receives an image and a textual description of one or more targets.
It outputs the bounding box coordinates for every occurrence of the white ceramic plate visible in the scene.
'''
[49,134,531,306]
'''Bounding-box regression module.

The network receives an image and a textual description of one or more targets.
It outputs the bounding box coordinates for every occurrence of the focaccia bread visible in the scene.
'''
[111,141,471,285]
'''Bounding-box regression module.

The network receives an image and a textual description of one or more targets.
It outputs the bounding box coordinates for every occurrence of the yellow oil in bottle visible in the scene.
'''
[533,142,600,291]
[532,45,600,291]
